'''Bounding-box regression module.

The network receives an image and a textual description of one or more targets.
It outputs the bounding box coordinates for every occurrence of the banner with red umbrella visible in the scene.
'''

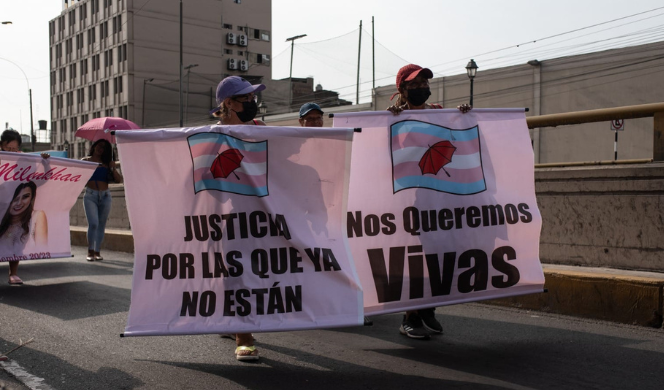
[210,148,244,180]
[75,117,140,144]
[418,140,457,177]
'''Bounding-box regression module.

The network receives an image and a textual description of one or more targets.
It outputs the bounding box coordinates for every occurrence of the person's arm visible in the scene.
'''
[33,210,48,246]
[109,161,123,183]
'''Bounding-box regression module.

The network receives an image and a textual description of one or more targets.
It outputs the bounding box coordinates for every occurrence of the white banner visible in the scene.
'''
[0,152,96,261]
[118,125,363,336]
[333,109,545,315]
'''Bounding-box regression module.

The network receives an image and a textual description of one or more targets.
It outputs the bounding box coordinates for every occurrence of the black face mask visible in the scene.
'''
[233,100,258,122]
[406,87,431,106]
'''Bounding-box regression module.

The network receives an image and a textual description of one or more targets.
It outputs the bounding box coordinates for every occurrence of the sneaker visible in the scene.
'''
[399,313,431,339]
[419,308,443,334]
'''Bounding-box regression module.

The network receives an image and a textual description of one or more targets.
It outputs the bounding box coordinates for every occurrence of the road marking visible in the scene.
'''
[0,360,54,390]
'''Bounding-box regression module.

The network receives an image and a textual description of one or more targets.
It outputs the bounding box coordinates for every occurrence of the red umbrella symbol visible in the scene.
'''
[210,148,244,180]
[418,140,456,177]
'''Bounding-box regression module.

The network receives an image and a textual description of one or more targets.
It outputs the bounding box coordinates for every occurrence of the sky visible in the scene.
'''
[1,0,663,135]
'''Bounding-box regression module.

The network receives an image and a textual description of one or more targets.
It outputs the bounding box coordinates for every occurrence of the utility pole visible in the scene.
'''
[29,89,34,151]
[372,16,375,91]
[286,34,306,112]
[179,0,183,127]
[184,64,198,125]
[142,78,154,127]
[356,20,362,105]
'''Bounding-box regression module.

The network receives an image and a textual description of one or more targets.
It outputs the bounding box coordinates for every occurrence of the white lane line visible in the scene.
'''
[1,360,54,390]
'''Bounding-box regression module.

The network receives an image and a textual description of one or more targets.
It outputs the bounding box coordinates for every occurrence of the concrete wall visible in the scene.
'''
[70,162,664,272]
[537,162,664,272]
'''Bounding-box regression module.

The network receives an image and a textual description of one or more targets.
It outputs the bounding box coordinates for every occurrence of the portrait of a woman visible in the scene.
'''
[0,181,48,284]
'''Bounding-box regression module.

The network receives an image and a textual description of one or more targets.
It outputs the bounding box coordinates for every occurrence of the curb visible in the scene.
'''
[485,265,664,329]
[72,228,664,329]
[70,226,134,254]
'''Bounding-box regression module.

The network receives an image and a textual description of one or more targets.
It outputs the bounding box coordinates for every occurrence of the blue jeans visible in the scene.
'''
[83,188,112,252]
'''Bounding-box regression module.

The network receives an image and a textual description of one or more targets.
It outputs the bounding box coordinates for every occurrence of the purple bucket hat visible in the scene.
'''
[209,76,266,114]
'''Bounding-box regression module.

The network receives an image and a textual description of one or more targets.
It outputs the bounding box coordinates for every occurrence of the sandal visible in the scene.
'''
[235,346,259,362]
[8,275,23,285]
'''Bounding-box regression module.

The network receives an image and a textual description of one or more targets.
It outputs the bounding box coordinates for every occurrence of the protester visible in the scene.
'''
[210,75,266,362]
[0,182,48,285]
[298,102,324,127]
[81,139,122,262]
[1,129,50,285]
[388,64,471,340]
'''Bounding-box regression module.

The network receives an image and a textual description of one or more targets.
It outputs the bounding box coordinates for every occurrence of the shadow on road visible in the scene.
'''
[0,281,130,320]
[0,337,144,390]
[327,311,664,389]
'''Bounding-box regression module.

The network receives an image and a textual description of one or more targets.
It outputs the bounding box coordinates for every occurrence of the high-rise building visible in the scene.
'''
[50,0,272,158]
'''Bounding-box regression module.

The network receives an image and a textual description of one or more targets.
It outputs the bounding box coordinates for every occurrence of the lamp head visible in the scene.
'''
[466,59,478,79]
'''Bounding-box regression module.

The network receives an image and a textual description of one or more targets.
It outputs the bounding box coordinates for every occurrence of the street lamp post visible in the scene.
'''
[184,64,199,125]
[286,34,306,112]
[465,59,478,108]
[0,57,35,151]
[258,101,267,121]
[142,78,154,127]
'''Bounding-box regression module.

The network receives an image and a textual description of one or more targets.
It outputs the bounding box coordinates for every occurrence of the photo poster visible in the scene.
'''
[0,152,97,262]
[333,109,545,315]
[117,125,364,336]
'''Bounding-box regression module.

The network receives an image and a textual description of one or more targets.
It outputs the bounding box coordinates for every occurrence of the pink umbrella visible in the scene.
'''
[75,117,140,144]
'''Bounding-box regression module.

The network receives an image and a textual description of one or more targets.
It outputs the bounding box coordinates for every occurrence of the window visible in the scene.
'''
[224,49,233,55]
[88,27,96,45]
[261,31,270,41]
[117,44,127,63]
[118,15,122,32]
[223,23,232,29]
[70,63,77,79]
[234,0,241,3]
[238,51,244,56]
[50,71,56,86]
[114,76,123,94]
[256,53,270,65]
[89,84,97,100]
[238,26,245,32]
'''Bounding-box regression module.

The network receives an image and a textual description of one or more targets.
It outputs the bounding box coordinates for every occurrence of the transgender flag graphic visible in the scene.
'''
[187,133,268,197]
[390,120,486,195]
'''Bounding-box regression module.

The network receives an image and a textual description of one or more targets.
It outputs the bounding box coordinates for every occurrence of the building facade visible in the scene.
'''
[50,0,272,158]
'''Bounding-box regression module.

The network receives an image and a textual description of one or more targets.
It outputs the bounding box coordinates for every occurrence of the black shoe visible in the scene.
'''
[418,308,443,334]
[399,314,431,340]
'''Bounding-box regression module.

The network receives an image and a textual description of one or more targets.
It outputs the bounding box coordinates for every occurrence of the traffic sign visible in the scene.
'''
[610,119,625,131]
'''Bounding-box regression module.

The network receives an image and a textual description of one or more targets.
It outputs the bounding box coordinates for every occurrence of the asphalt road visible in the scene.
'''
[1,247,663,390]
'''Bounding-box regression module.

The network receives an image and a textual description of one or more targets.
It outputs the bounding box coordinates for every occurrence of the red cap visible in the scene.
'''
[391,64,434,100]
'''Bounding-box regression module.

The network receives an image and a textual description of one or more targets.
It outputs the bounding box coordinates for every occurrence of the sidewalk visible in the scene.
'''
[72,227,664,329]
